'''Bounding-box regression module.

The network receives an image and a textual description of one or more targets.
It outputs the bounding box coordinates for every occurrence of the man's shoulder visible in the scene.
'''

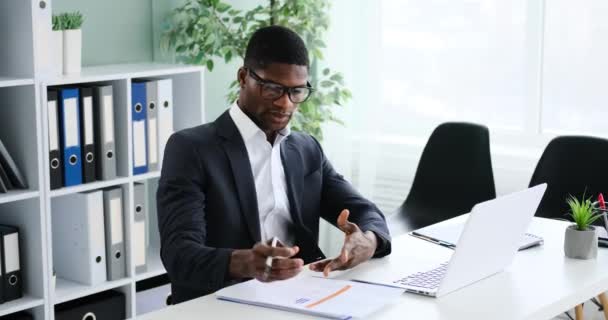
[171,122,219,147]
[286,131,317,146]
[285,131,324,157]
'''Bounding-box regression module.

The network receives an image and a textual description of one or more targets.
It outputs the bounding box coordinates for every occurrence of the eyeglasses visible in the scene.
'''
[246,68,314,103]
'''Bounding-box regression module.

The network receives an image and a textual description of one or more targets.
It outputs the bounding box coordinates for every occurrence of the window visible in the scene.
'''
[541,0,608,136]
[379,0,536,138]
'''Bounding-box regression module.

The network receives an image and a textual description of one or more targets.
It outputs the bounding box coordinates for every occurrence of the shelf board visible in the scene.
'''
[0,295,44,317]
[49,177,130,198]
[54,277,132,305]
[136,248,166,282]
[46,63,204,86]
[0,190,39,205]
[132,171,160,182]
[0,77,34,88]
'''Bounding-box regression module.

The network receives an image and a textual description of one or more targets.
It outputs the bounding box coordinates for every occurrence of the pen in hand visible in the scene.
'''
[264,237,279,280]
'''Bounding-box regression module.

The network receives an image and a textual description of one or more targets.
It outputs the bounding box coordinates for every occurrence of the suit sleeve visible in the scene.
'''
[156,132,234,293]
[313,138,392,257]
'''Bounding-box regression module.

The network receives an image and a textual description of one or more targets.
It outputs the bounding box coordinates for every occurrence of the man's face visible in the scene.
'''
[238,63,309,133]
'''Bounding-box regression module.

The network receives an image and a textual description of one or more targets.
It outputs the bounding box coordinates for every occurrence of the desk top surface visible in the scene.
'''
[140,217,608,320]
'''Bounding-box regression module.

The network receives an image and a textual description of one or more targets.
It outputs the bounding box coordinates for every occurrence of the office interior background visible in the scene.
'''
[53,0,602,251]
[0,0,606,318]
[51,0,606,255]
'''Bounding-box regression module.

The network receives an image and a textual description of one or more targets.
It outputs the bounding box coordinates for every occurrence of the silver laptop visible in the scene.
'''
[410,216,544,251]
[355,184,547,298]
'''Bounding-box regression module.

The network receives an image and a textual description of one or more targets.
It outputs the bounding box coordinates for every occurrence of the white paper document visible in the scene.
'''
[216,276,403,319]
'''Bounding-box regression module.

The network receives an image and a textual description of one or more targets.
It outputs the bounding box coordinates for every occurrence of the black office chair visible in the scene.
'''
[529,136,608,221]
[528,135,608,320]
[389,122,496,236]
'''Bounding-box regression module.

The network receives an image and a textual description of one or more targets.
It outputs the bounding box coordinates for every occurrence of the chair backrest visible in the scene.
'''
[405,122,496,215]
[529,136,608,221]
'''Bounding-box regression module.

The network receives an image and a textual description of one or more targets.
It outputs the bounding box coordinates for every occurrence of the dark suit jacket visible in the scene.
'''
[156,110,391,304]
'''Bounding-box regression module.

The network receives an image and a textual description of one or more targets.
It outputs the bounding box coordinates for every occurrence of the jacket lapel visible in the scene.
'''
[281,138,325,263]
[281,138,305,228]
[216,111,261,243]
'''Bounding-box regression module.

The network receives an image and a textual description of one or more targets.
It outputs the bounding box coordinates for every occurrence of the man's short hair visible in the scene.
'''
[244,25,309,70]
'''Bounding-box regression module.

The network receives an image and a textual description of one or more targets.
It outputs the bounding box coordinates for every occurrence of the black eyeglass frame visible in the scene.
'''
[245,67,314,103]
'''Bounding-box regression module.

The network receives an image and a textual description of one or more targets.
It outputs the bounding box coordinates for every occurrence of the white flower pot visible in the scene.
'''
[63,29,82,74]
[564,225,598,259]
[51,30,63,76]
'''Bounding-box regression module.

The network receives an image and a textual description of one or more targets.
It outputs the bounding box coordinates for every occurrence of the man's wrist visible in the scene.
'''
[364,230,378,251]
[229,249,252,279]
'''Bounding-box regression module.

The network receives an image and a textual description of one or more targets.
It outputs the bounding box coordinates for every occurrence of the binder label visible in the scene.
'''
[149,118,158,163]
[133,121,147,167]
[84,96,94,144]
[104,95,115,144]
[135,221,146,266]
[65,98,79,147]
[4,233,19,273]
[49,100,59,150]
[111,198,123,244]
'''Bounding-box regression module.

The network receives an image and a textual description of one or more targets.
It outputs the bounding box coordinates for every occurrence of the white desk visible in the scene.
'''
[140,218,608,320]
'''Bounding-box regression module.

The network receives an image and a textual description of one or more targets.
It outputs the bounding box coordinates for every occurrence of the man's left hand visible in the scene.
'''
[309,209,378,277]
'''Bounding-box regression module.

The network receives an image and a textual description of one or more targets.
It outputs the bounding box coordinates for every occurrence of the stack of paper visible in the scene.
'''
[216,276,403,319]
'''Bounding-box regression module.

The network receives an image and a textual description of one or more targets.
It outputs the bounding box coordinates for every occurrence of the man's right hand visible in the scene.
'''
[229,242,304,282]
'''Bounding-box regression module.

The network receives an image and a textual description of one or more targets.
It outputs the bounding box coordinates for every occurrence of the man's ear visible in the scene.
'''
[237,67,247,88]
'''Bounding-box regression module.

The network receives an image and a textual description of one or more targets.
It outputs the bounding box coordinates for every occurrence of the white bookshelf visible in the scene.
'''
[0,296,44,318]
[0,1,206,319]
[0,191,40,205]
[0,78,35,88]
[53,278,133,306]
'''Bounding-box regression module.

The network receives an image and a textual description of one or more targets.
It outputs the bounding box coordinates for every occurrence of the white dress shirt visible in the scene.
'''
[229,102,295,245]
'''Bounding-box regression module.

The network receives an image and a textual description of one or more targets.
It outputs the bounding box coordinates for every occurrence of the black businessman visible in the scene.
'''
[157,25,391,304]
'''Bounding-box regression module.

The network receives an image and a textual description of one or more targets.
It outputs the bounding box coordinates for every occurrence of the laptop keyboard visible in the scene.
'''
[394,262,449,289]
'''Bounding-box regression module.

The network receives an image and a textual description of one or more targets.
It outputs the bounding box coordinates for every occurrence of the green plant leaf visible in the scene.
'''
[330,73,344,84]
[320,80,333,88]
[224,50,233,63]
[567,194,603,231]
[217,3,231,13]
[162,0,347,141]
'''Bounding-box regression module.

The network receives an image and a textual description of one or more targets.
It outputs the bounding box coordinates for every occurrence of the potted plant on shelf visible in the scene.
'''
[61,11,84,74]
[564,194,602,259]
[51,14,63,76]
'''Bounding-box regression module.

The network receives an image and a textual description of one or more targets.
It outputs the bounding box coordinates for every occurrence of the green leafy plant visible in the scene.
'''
[51,14,63,31]
[566,195,603,231]
[161,0,351,141]
[60,11,84,30]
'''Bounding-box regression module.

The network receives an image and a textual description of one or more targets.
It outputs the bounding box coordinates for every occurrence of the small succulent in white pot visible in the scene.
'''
[564,194,603,259]
[60,11,84,74]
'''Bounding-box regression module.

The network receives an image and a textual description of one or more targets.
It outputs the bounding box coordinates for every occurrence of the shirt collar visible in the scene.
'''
[229,101,291,144]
